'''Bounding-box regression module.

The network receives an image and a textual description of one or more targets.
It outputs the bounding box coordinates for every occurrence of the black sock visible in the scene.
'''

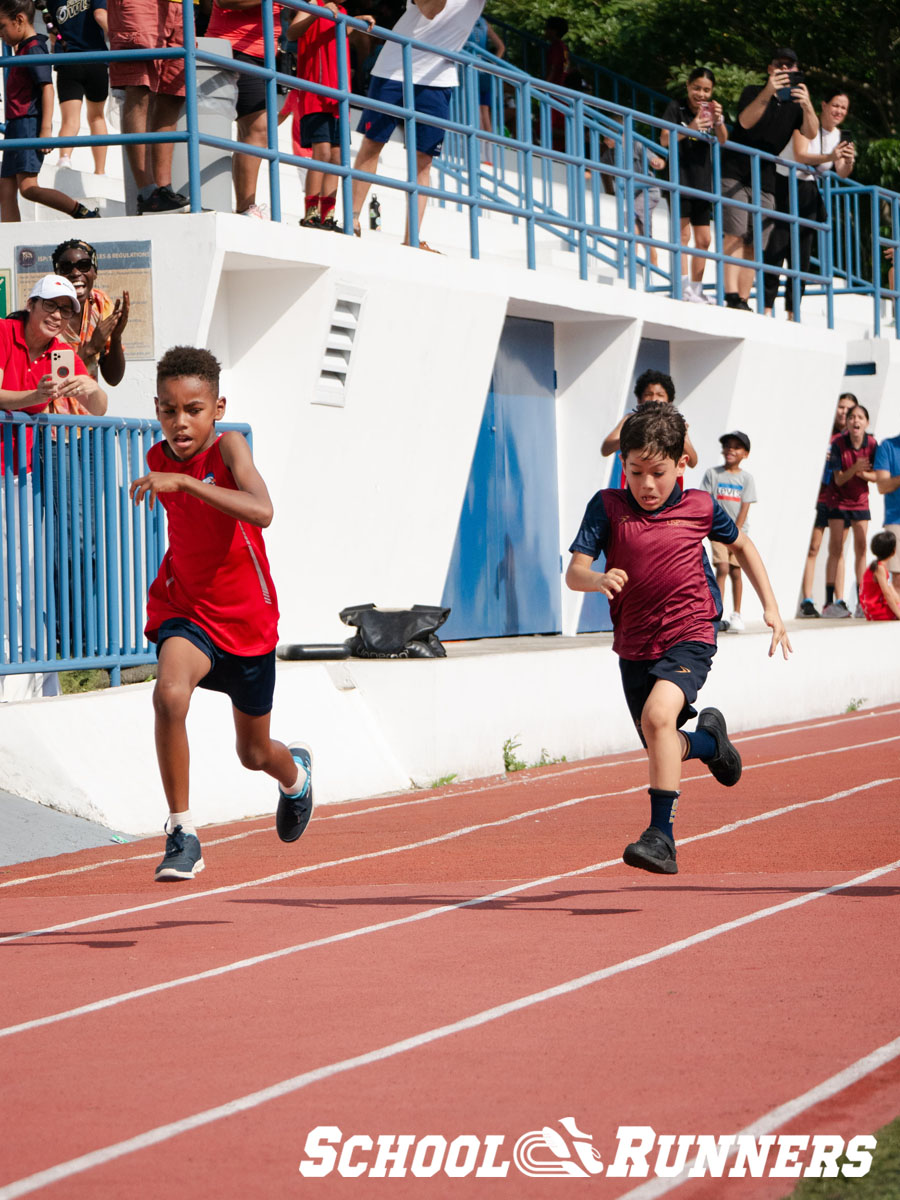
[826,584,835,606]
[649,788,679,841]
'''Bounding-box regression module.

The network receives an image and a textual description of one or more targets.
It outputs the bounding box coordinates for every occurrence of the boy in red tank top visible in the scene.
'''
[566,405,791,875]
[130,347,313,881]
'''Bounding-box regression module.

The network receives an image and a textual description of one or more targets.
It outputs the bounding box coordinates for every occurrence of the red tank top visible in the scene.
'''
[144,436,279,655]
[859,564,894,621]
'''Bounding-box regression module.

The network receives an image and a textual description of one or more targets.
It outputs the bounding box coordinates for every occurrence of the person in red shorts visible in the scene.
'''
[130,346,313,881]
[859,531,900,621]
[566,403,791,875]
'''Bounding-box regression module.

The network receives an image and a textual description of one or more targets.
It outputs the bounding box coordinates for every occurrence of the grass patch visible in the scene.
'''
[502,736,527,772]
[427,773,458,789]
[845,697,868,712]
[59,668,109,694]
[782,1114,900,1199]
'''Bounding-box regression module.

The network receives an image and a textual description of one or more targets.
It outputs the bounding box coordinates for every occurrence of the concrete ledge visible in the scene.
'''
[1,621,897,836]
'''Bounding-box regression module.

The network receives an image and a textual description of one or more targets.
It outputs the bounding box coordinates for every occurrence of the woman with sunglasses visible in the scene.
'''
[51,239,129,397]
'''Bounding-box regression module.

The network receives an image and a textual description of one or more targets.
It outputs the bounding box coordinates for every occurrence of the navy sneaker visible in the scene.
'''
[155,824,204,881]
[798,599,820,618]
[623,827,678,874]
[697,707,742,786]
[276,742,314,843]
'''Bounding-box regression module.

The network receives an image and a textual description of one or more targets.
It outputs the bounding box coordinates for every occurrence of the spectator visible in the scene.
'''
[601,369,698,468]
[462,14,504,136]
[660,67,727,304]
[701,431,756,633]
[543,15,568,85]
[823,403,876,618]
[633,140,665,269]
[351,0,486,250]
[0,0,100,221]
[874,421,900,590]
[51,239,129,389]
[858,531,900,621]
[720,48,817,311]
[52,0,110,175]
[286,1,374,231]
[106,0,190,213]
[0,275,106,701]
[206,0,283,218]
[798,392,855,617]
[764,90,855,318]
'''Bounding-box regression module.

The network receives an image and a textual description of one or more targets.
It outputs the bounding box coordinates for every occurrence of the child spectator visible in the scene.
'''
[858,531,900,621]
[601,369,698,468]
[287,0,374,230]
[566,403,790,875]
[129,346,314,881]
[543,15,569,84]
[463,14,504,138]
[0,0,99,221]
[824,403,877,618]
[799,392,855,617]
[701,430,757,632]
[874,420,900,590]
[660,67,727,303]
[51,0,110,176]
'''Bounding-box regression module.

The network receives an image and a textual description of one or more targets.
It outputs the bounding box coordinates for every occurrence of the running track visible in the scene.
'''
[2,705,900,1199]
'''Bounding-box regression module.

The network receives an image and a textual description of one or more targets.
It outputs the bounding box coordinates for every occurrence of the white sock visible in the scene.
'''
[166,809,195,835]
[285,764,310,797]
[681,276,693,295]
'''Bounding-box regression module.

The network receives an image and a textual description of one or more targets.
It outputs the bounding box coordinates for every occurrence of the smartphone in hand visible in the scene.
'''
[50,348,75,385]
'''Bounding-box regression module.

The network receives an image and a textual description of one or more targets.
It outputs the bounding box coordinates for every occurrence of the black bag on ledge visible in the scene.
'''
[339,604,451,659]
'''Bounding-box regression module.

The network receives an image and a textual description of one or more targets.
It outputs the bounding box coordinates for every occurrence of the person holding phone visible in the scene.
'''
[719,48,818,310]
[0,274,106,701]
[764,91,855,318]
[661,67,728,303]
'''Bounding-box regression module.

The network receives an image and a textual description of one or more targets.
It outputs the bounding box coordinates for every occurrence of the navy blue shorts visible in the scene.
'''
[155,617,276,716]
[234,51,267,118]
[619,639,717,745]
[477,70,491,107]
[357,77,451,157]
[300,111,338,148]
[826,507,871,526]
[814,500,830,530]
[1,116,45,178]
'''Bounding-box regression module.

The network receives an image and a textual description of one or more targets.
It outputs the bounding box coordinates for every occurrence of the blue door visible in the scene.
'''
[441,316,561,640]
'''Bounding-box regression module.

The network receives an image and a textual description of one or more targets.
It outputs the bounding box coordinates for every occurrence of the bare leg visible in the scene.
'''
[152,637,211,816]
[851,520,869,597]
[731,564,743,614]
[86,98,109,174]
[351,135,384,229]
[826,518,849,601]
[18,175,81,216]
[722,233,745,295]
[149,90,184,189]
[691,223,711,283]
[232,707,302,791]
[640,679,687,791]
[0,175,21,221]
[57,98,82,161]
[233,108,268,212]
[121,85,152,189]
[402,150,434,244]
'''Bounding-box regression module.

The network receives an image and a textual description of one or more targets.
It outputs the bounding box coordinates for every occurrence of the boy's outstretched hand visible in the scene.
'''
[130,472,188,511]
[764,608,792,659]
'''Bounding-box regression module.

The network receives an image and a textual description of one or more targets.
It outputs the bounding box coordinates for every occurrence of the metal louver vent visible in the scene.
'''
[314,287,364,407]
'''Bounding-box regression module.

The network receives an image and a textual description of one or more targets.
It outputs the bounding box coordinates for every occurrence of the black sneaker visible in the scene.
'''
[138,185,190,215]
[320,217,342,232]
[276,742,314,843]
[798,599,820,618]
[72,202,100,219]
[697,707,742,786]
[623,827,678,874]
[155,824,204,881]
[299,213,323,228]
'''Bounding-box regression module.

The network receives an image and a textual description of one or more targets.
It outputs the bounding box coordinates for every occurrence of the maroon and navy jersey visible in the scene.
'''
[569,485,738,660]
[144,436,279,656]
[4,35,51,121]
[828,432,877,512]
[816,431,842,507]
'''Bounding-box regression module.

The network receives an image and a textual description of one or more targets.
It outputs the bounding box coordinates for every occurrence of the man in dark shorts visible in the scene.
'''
[566,404,791,875]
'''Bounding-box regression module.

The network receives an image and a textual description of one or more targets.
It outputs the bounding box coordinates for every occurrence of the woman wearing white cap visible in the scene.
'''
[0,273,106,700]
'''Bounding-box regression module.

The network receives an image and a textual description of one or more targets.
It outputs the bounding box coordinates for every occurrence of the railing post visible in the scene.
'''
[872,188,882,339]
[823,171,835,331]
[787,164,801,321]
[464,61,481,261]
[181,0,202,212]
[262,0,281,223]
[749,152,764,312]
[401,41,419,248]
[521,80,536,271]
[335,9,354,234]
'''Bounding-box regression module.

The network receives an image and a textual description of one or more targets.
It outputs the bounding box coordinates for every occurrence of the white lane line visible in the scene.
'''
[1,856,897,1200]
[4,707,898,890]
[2,778,896,1039]
[2,732,898,945]
[618,1035,900,1199]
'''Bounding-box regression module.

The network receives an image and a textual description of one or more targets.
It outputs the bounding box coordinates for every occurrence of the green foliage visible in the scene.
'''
[502,736,527,772]
[855,139,900,192]
[59,669,109,694]
[534,748,568,766]
[427,773,459,788]
[845,697,868,712]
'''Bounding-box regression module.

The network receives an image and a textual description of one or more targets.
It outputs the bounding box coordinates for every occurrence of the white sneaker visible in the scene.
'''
[728,611,745,632]
[58,155,73,168]
[239,203,269,220]
[685,286,707,303]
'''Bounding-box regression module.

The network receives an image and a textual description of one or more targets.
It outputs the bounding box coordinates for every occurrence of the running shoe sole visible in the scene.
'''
[697,707,742,786]
[623,827,678,875]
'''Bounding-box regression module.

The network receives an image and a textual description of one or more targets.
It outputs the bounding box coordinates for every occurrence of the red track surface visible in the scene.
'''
[2,705,900,1199]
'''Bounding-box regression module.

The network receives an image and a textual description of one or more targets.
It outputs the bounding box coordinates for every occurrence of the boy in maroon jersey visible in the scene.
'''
[130,346,313,881]
[566,404,791,875]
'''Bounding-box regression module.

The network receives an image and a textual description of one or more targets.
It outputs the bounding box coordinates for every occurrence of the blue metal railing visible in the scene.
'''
[0,415,251,684]
[1,1,898,330]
